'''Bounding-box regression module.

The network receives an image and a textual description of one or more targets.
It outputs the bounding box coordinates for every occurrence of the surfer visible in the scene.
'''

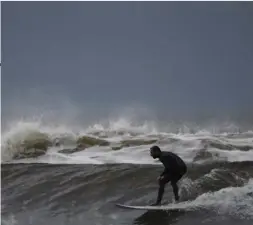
[150,145,187,205]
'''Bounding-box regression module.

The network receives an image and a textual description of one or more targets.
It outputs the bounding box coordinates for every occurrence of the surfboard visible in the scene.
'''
[115,203,187,211]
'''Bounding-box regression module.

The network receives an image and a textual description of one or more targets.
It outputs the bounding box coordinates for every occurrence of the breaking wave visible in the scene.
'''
[1,117,253,165]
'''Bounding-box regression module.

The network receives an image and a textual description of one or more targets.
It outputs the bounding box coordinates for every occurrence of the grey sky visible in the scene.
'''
[2,2,253,123]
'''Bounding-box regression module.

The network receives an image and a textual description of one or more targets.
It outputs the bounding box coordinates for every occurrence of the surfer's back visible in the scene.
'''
[159,151,186,172]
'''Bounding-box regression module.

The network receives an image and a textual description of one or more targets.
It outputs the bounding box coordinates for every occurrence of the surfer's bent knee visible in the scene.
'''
[159,178,168,186]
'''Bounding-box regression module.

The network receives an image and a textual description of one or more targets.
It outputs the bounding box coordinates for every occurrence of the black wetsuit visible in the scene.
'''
[156,151,187,204]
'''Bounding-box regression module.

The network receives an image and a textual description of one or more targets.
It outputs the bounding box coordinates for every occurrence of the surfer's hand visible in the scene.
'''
[157,176,163,181]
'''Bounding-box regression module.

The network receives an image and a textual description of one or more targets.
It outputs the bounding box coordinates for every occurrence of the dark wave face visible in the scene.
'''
[2,161,253,225]
[1,120,253,225]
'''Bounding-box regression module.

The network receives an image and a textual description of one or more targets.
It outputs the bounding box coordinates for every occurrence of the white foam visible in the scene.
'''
[209,149,253,162]
[5,136,253,165]
[2,118,253,164]
[158,179,253,219]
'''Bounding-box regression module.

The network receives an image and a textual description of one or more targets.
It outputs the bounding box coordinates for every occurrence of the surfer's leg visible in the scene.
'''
[156,184,165,204]
[171,172,184,201]
[171,181,179,201]
[155,174,170,205]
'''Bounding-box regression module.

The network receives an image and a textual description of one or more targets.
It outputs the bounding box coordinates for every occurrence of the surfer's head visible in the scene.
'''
[150,145,161,159]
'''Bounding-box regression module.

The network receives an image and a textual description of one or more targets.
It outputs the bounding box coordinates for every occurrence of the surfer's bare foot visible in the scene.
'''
[175,195,179,202]
[171,196,179,204]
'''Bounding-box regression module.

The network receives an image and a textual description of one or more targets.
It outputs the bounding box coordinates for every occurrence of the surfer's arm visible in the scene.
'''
[160,168,169,177]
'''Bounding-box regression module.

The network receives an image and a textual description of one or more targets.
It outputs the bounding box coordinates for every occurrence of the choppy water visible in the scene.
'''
[1,119,253,225]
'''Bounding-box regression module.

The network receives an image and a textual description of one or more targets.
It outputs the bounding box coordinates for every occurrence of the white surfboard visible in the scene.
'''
[115,202,191,211]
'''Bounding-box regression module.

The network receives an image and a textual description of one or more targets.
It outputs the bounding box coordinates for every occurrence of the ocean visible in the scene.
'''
[1,118,253,225]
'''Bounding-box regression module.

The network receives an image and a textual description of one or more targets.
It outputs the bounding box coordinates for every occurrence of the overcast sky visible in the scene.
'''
[2,2,253,123]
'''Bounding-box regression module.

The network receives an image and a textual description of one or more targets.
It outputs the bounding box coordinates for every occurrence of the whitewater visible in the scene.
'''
[2,118,253,164]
